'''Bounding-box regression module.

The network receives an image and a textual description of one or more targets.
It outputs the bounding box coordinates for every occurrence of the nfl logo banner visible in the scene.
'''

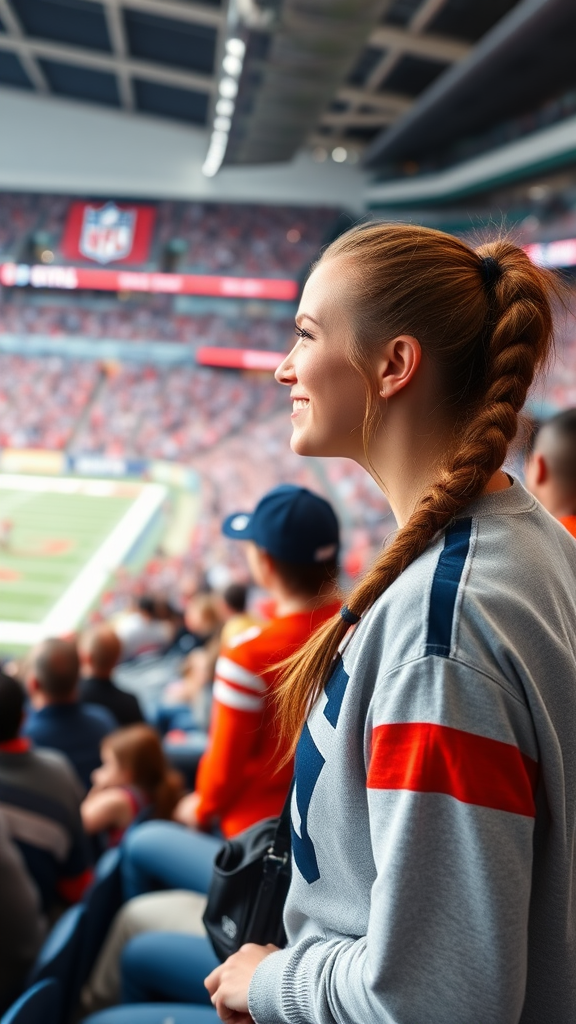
[62,201,156,265]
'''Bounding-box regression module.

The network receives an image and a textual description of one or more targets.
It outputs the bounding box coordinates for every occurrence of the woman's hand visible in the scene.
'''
[173,791,201,828]
[205,943,278,1023]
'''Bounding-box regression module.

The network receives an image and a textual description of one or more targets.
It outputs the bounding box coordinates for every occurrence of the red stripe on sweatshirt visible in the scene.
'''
[367,722,538,817]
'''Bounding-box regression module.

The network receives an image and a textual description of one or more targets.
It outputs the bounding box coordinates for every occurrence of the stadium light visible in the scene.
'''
[219,77,239,99]
[216,98,235,116]
[226,38,246,58]
[203,35,247,177]
[223,54,243,77]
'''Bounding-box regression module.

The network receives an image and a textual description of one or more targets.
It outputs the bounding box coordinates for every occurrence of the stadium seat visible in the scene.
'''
[0,980,60,1024]
[27,903,87,1024]
[80,847,124,986]
[83,1006,218,1024]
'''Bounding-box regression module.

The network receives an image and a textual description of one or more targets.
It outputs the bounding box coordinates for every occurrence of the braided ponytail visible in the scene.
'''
[276,226,556,749]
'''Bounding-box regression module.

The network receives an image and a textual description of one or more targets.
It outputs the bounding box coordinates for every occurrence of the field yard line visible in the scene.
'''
[0,491,38,515]
[0,622,44,645]
[37,482,167,637]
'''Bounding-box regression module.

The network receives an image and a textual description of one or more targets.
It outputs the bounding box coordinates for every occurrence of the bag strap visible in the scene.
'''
[269,780,293,858]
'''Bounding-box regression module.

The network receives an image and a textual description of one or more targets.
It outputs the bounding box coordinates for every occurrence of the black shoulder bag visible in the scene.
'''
[202,790,292,962]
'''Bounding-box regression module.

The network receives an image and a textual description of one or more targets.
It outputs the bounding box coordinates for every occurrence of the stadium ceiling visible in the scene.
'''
[0,0,558,174]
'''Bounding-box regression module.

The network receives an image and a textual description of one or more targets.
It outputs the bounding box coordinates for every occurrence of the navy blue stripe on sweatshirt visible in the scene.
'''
[426,518,472,658]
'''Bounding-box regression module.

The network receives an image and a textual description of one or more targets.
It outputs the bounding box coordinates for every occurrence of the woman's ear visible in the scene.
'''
[376,335,421,399]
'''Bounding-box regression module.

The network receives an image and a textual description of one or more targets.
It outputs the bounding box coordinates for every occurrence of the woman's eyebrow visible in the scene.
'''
[296,313,320,327]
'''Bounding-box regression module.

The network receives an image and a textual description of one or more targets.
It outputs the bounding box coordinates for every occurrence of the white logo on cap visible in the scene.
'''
[314,543,337,562]
[230,514,250,532]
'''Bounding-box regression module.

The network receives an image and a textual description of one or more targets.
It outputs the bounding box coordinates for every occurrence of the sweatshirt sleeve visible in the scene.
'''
[248,655,538,1024]
[194,649,265,829]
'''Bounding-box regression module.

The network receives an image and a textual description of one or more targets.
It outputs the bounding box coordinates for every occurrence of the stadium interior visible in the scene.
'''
[1,0,576,1021]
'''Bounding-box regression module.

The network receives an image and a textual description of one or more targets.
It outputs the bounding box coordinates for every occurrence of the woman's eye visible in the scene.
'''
[294,326,312,340]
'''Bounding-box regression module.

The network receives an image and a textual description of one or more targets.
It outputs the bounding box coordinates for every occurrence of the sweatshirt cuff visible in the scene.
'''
[248,947,293,1024]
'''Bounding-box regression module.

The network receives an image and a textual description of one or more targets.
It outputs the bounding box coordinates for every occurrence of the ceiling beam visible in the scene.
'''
[409,0,451,34]
[0,0,49,93]
[368,24,470,63]
[335,86,412,115]
[365,0,455,92]
[320,110,398,129]
[103,1,134,110]
[0,34,216,95]
[119,0,223,29]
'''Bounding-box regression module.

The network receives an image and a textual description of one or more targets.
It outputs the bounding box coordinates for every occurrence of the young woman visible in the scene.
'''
[204,225,576,1024]
[81,724,183,845]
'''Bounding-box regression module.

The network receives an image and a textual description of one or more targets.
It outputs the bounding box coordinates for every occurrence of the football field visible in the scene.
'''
[0,474,167,648]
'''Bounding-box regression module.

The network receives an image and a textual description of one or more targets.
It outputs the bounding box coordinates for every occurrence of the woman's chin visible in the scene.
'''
[290,430,328,458]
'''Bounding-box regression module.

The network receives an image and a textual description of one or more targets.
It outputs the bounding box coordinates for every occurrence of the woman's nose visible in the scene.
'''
[275,349,296,385]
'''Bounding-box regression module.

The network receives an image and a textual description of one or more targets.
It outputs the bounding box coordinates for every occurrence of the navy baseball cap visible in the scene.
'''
[222,485,340,564]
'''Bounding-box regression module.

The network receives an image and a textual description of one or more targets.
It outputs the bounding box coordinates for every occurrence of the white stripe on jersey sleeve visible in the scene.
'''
[213,679,264,712]
[215,656,267,693]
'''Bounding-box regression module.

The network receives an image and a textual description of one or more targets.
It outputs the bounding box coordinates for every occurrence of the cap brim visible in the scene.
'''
[221,511,254,541]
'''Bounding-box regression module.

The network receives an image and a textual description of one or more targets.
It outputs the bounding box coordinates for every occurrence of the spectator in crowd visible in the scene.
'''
[154,593,224,739]
[0,672,91,912]
[115,596,174,662]
[218,582,261,647]
[81,725,183,847]
[525,407,576,536]
[0,810,46,1014]
[80,485,341,1011]
[79,625,144,727]
[22,638,117,789]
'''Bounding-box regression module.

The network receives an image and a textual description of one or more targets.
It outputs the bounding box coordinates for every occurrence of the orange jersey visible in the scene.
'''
[559,515,576,539]
[195,601,340,837]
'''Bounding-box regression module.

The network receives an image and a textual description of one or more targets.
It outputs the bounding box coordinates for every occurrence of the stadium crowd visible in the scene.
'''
[70,365,286,462]
[0,302,293,351]
[0,355,99,451]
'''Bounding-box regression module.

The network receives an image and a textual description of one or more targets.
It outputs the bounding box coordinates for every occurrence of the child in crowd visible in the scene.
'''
[81,725,183,846]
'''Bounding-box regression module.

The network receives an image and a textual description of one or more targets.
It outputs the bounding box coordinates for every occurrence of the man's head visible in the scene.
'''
[222,485,340,599]
[28,638,80,706]
[525,409,576,517]
[0,671,26,742]
[80,625,122,679]
[222,583,249,616]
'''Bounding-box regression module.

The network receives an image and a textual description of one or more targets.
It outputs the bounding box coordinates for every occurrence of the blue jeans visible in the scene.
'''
[121,822,222,901]
[121,932,219,1004]
[152,703,199,736]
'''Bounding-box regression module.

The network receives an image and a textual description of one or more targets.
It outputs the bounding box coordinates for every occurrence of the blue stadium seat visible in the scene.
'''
[80,847,124,985]
[0,979,60,1024]
[83,1006,218,1024]
[27,903,87,1023]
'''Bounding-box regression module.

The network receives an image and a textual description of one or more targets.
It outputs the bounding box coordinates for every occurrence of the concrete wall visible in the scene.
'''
[0,87,366,210]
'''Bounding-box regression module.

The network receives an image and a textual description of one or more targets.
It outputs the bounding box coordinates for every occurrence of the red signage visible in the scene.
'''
[62,201,156,265]
[524,238,576,269]
[196,347,285,371]
[0,263,299,300]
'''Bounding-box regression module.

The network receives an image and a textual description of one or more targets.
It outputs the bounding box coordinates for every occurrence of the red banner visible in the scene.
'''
[196,347,284,371]
[524,238,576,268]
[0,263,298,300]
[61,201,156,265]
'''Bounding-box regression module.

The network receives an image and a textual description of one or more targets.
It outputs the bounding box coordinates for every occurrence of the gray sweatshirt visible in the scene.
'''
[249,481,576,1024]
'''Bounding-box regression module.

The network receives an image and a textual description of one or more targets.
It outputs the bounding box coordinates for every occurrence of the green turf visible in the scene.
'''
[0,488,134,623]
